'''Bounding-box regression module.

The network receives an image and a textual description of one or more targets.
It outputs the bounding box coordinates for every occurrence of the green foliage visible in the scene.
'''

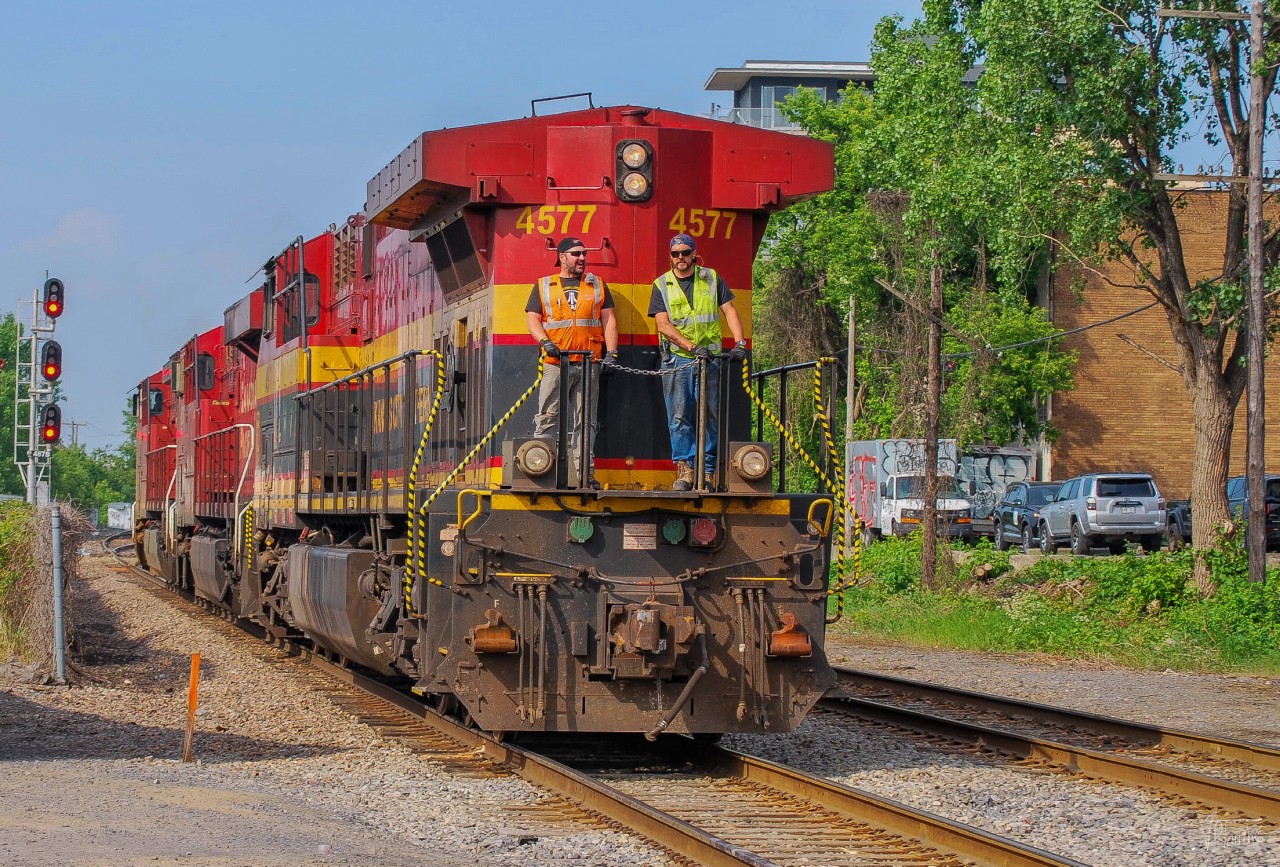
[834,535,1280,672]
[51,435,136,525]
[0,501,38,659]
[753,26,1077,452]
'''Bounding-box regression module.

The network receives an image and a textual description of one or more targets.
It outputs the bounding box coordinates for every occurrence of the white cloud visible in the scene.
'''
[23,207,117,252]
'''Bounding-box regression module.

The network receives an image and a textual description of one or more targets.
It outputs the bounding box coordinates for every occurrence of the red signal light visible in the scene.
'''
[39,404,61,444]
[42,278,65,320]
[40,341,62,381]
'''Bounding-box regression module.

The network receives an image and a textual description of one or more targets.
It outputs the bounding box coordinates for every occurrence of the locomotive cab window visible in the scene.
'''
[196,354,216,391]
[170,358,184,397]
[280,272,320,343]
[148,388,165,416]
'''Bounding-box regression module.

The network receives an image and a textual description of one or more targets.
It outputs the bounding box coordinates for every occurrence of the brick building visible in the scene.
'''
[1046,186,1279,499]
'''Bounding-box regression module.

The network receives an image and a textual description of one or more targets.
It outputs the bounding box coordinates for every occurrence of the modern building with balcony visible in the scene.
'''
[704,60,876,131]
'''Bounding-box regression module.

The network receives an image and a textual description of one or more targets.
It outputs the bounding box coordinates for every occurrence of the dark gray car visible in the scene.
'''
[993,481,1061,553]
[1039,472,1166,555]
[1226,474,1280,550]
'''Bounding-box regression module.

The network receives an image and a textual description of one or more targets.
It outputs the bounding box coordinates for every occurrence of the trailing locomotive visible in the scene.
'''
[134,104,837,738]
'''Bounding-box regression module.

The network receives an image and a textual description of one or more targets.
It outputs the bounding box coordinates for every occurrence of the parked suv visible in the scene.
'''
[1038,472,1165,555]
[1226,474,1280,551]
[993,481,1062,553]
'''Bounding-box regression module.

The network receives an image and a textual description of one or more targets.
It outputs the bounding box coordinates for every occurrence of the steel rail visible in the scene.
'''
[705,745,1084,867]
[111,554,1078,865]
[835,666,1280,771]
[306,648,1080,865]
[822,691,1280,821]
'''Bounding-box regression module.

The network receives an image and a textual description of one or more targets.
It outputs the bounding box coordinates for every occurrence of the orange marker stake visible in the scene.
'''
[182,653,201,762]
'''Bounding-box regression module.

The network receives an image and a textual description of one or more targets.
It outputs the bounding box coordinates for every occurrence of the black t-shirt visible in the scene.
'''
[526,276,615,315]
[647,269,733,317]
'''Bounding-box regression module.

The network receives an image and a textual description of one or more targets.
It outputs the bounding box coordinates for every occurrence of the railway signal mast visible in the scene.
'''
[14,277,65,504]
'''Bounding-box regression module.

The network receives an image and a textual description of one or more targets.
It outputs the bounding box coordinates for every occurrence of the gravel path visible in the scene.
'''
[0,555,667,867]
[3,552,1279,866]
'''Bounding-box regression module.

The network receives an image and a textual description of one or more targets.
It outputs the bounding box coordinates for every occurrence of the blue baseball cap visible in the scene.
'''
[669,233,696,251]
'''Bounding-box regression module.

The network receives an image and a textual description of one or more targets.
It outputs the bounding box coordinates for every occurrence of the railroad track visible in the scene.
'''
[828,666,1280,823]
[108,552,1077,866]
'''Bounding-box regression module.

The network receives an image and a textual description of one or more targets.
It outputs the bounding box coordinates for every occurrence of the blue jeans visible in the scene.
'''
[661,354,720,473]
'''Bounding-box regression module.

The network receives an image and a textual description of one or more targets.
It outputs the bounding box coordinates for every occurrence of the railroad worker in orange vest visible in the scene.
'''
[649,233,746,491]
[526,237,619,484]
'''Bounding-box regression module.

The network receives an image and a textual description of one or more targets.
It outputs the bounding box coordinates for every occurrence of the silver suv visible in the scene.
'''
[1038,472,1165,555]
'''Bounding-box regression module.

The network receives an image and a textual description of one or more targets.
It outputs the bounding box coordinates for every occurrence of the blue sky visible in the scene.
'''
[0,0,924,449]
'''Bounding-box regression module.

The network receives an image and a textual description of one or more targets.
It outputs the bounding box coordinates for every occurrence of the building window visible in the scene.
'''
[761,85,797,128]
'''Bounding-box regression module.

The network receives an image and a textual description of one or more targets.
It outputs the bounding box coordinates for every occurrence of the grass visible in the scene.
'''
[0,501,41,662]
[828,532,1280,674]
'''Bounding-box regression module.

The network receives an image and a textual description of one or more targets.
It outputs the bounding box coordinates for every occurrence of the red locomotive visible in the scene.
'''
[135,104,837,738]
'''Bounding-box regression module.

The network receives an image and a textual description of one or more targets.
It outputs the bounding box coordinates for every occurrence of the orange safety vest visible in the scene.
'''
[537,273,606,363]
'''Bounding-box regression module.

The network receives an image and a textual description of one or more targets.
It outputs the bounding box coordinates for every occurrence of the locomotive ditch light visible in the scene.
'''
[39,404,61,444]
[42,278,65,319]
[40,340,62,381]
[728,442,775,494]
[515,439,554,477]
[732,444,772,481]
[615,139,653,202]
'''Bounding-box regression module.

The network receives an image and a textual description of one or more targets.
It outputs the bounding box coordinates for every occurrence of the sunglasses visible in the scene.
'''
[564,250,587,257]
[670,249,695,257]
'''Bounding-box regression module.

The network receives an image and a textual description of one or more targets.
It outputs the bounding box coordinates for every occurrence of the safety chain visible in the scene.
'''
[736,357,864,623]
[404,350,449,616]
[812,358,863,624]
[401,350,547,609]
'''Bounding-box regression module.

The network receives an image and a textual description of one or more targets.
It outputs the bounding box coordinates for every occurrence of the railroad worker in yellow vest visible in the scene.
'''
[526,237,619,484]
[649,233,747,491]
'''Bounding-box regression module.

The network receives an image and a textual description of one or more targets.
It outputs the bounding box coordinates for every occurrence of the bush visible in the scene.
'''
[830,530,1280,672]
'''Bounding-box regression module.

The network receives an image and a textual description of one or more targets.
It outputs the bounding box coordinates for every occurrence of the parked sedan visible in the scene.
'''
[1226,474,1280,551]
[992,481,1062,553]
[1039,472,1166,555]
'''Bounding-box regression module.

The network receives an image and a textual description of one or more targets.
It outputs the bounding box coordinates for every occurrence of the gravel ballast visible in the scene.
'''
[3,553,1278,866]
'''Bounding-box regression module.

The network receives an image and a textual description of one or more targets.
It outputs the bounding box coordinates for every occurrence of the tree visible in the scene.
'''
[902,0,1280,577]
[757,85,1074,448]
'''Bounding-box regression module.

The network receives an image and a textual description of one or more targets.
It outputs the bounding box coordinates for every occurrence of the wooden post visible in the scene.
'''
[182,653,201,762]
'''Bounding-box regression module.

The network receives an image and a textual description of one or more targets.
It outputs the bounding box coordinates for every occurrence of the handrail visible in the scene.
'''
[159,445,179,550]
[295,349,422,398]
[227,423,255,536]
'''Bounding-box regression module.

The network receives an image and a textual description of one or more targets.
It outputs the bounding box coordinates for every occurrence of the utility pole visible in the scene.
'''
[1245,0,1267,583]
[923,228,942,590]
[67,420,87,448]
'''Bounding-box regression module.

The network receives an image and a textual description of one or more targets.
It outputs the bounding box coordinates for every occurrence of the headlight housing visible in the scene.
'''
[615,139,653,202]
[732,444,772,481]
[515,440,554,477]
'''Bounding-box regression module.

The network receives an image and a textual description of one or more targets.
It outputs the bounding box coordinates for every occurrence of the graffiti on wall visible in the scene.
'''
[958,448,1034,519]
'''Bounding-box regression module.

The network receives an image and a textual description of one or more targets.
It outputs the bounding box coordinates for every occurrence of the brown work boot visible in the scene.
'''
[673,461,694,491]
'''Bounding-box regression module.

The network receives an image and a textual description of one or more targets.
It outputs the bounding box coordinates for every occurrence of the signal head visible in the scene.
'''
[39,404,61,444]
[40,341,62,381]
[42,278,65,319]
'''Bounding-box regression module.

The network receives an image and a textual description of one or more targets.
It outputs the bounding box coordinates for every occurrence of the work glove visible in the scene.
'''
[601,350,619,376]
[539,339,560,359]
[692,345,713,361]
[729,342,748,361]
